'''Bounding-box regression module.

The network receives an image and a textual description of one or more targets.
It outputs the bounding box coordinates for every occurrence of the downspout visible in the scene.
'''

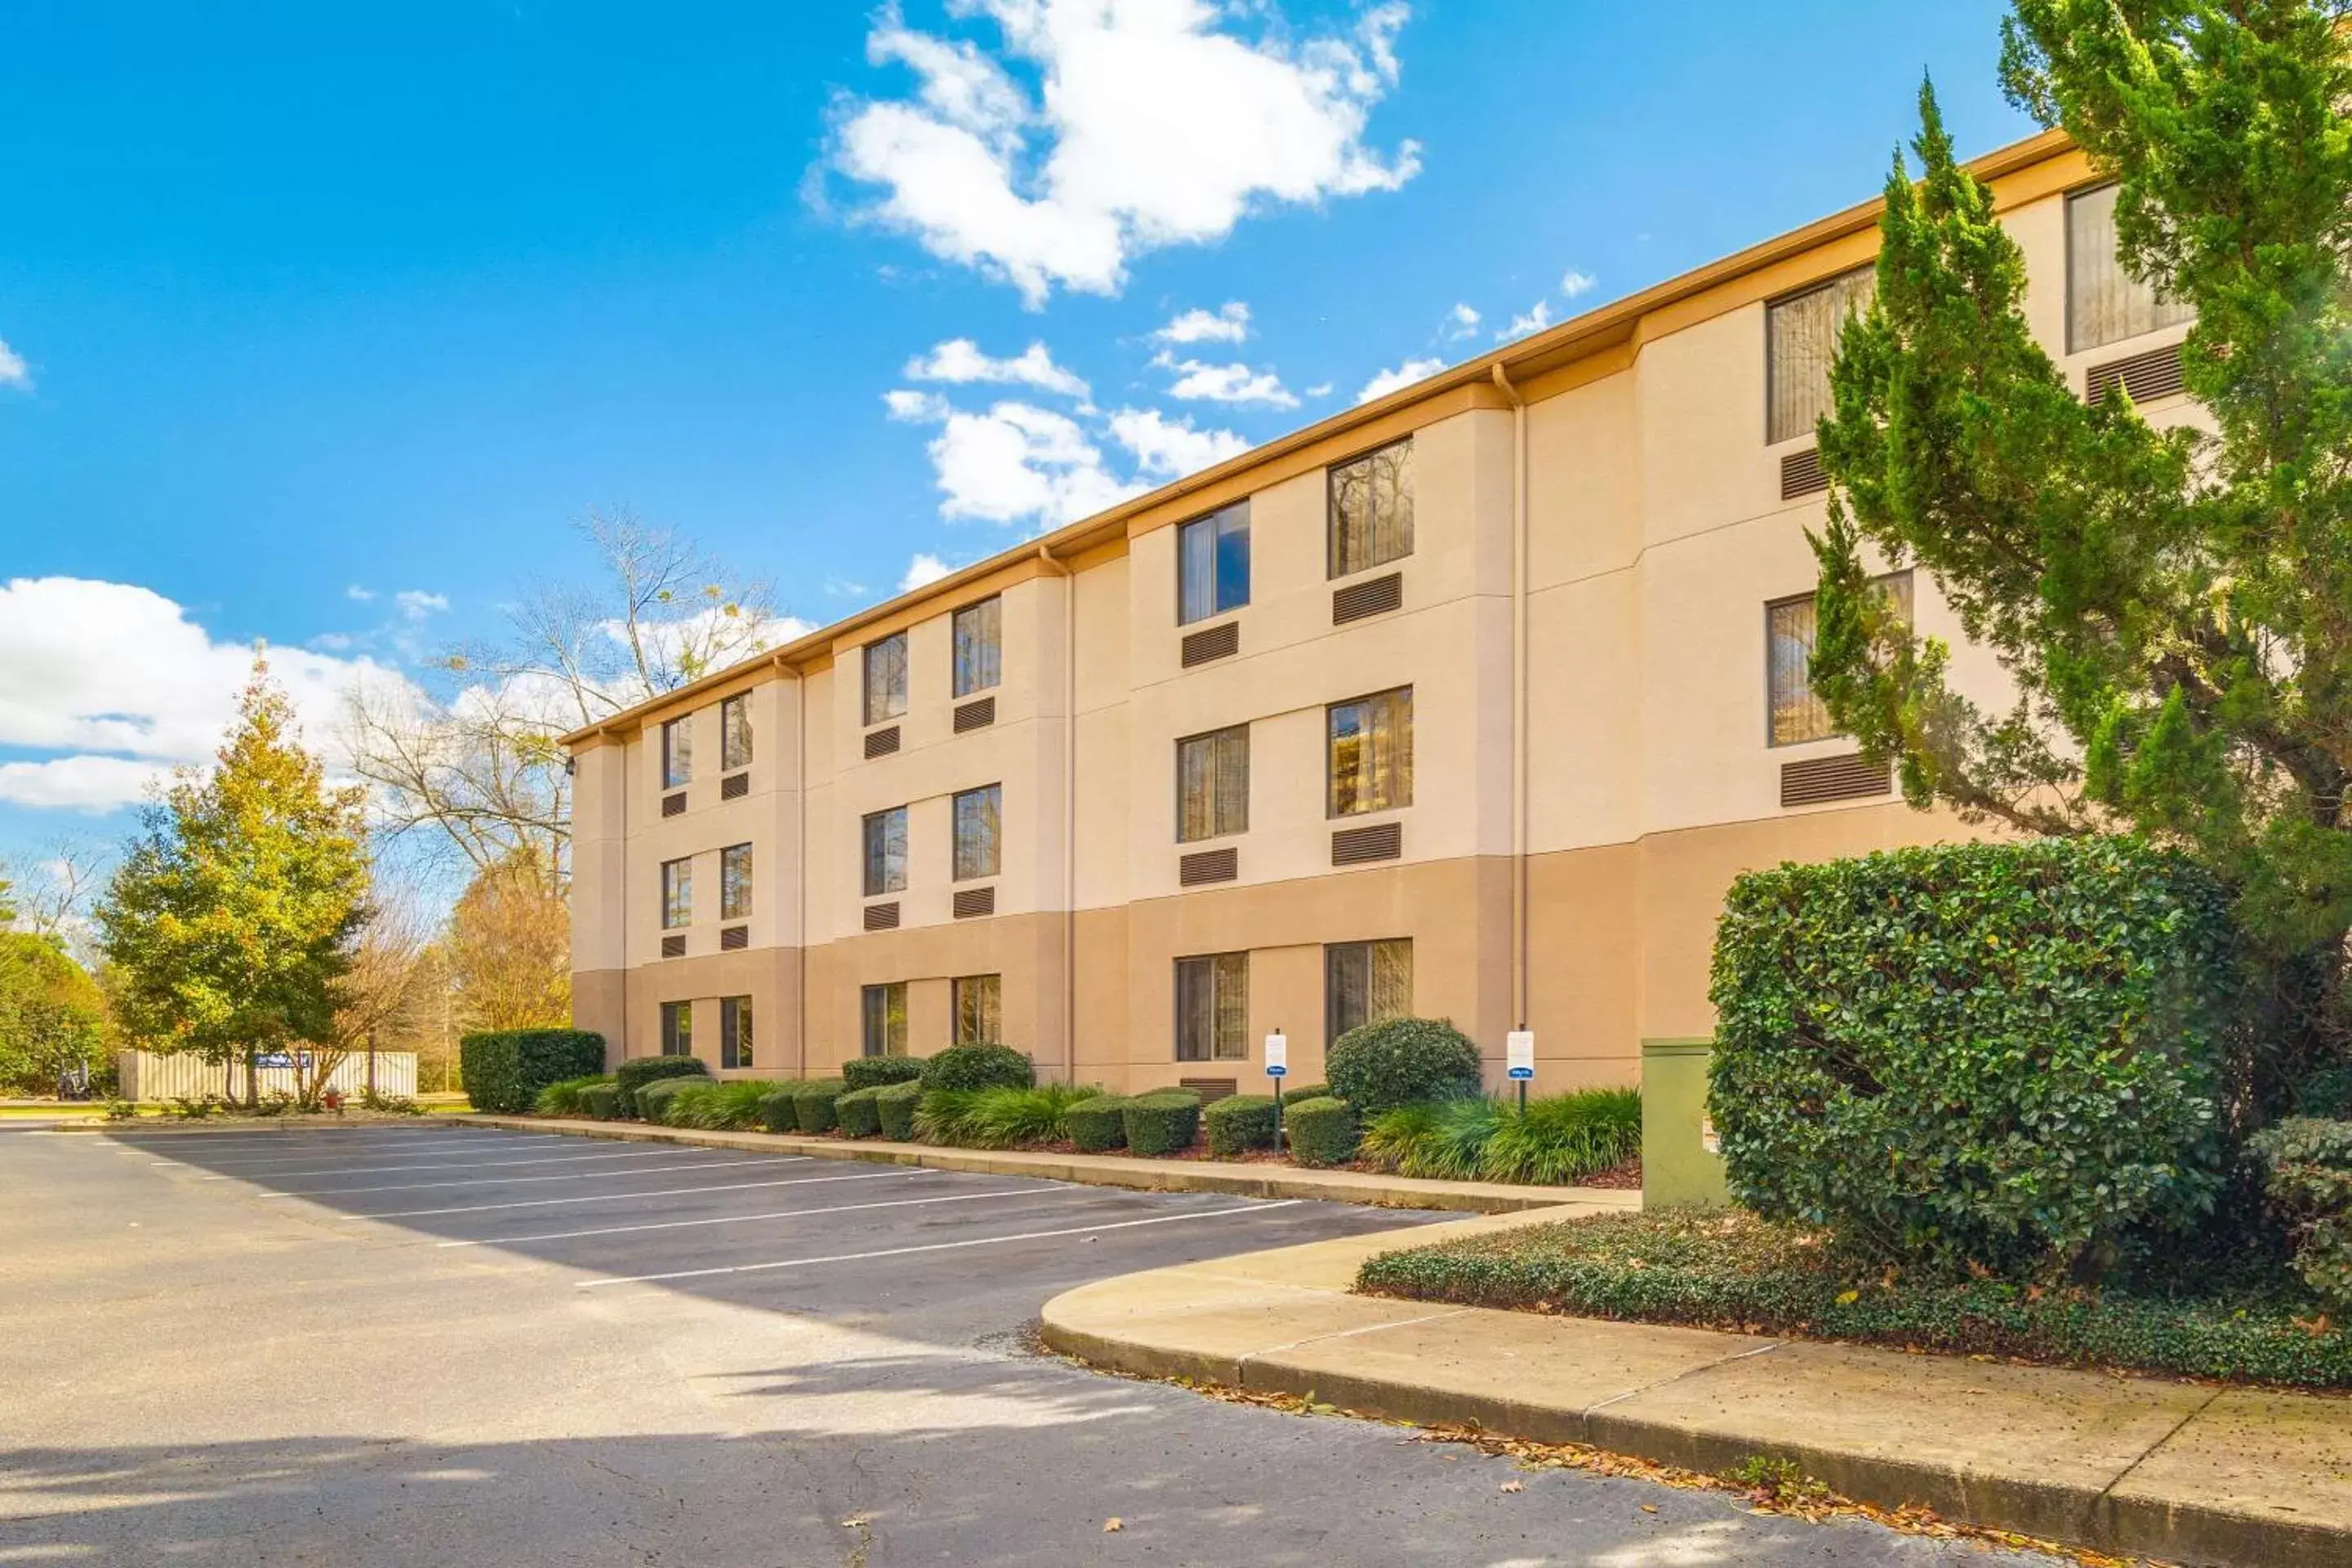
[1037,544,1077,1085]
[1492,363,1529,1039]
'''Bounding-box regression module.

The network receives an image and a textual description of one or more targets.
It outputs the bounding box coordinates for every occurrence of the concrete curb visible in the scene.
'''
[448,1113,1637,1214]
[1037,1223,2352,1568]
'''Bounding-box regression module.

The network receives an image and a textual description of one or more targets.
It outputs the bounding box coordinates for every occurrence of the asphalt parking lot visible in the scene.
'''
[0,1123,2051,1566]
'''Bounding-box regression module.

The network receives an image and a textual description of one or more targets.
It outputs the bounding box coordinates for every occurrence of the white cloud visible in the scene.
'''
[345,585,377,602]
[831,1,1419,304]
[902,337,1089,399]
[884,389,951,422]
[1560,268,1597,300]
[1497,301,1553,341]
[1355,358,1444,404]
[1155,302,1250,345]
[1305,381,1334,398]
[899,553,955,591]
[1156,355,1298,408]
[1446,302,1480,338]
[924,400,1144,528]
[0,339,29,390]
[1107,408,1250,479]
[394,590,450,621]
[824,575,871,598]
[0,577,412,813]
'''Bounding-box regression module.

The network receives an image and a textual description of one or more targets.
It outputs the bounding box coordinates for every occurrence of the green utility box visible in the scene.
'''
[1641,1037,1731,1208]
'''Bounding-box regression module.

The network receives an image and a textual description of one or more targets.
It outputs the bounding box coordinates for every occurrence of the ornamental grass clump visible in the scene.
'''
[1480,1088,1643,1186]
[635,1076,700,1125]
[1361,1098,1499,1180]
[532,1075,610,1118]
[916,1083,1099,1148]
[613,1055,710,1117]
[669,1079,781,1130]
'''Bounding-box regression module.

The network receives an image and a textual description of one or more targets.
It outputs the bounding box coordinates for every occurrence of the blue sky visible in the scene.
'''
[0,0,2035,869]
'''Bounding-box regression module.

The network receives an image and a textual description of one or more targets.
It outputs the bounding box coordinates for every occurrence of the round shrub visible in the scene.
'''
[1123,1089,1202,1156]
[756,1084,804,1134]
[1327,1018,1482,1119]
[875,1079,925,1141]
[1066,1095,1129,1152]
[792,1079,849,1135]
[635,1076,699,1125]
[578,1083,621,1120]
[836,1085,884,1138]
[919,1044,1035,1093]
[1285,1097,1358,1167]
[1710,837,2243,1280]
[842,1056,926,1092]
[615,1055,710,1117]
[1204,1094,1278,1157]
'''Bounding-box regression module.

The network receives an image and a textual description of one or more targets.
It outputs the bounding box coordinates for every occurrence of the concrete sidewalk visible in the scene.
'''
[453,1113,1639,1214]
[1039,1210,2352,1568]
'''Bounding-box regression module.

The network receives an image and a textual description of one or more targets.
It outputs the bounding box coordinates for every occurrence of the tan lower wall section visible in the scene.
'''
[572,800,1968,1095]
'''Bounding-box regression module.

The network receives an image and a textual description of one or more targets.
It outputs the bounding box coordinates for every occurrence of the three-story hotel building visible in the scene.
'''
[565,126,2198,1095]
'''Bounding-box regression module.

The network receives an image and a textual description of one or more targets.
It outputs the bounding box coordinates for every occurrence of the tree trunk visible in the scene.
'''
[244,1047,259,1109]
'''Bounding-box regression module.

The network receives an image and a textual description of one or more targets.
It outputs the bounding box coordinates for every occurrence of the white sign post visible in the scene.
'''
[1505,1029,1535,1111]
[1265,1030,1289,1147]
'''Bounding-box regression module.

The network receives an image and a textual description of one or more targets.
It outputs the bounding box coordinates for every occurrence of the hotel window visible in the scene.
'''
[952,973,1002,1047]
[720,693,752,773]
[864,631,908,725]
[952,784,1001,880]
[1328,687,1413,817]
[1766,265,1876,444]
[660,1000,693,1057]
[720,995,754,1070]
[1178,501,1251,624]
[861,982,908,1058]
[2068,181,2194,353]
[1325,939,1411,1046]
[660,857,693,929]
[719,842,753,920]
[661,715,693,789]
[862,807,908,897]
[1175,725,1249,843]
[953,596,1002,697]
[1766,572,1914,746]
[1175,953,1249,1062]
[1328,439,1413,579]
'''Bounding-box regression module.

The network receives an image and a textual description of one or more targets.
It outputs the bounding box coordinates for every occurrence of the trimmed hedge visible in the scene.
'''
[1285,1097,1357,1167]
[842,1056,926,1091]
[792,1079,849,1134]
[1205,1094,1279,1157]
[1359,1208,2352,1388]
[757,1084,802,1134]
[614,1054,710,1117]
[920,1044,1035,1093]
[461,1028,608,1115]
[1122,1089,1201,1156]
[1327,1018,1482,1118]
[1278,1082,1330,1105]
[1067,1095,1129,1152]
[578,1083,621,1120]
[2252,1118,2352,1308]
[836,1085,885,1138]
[636,1077,699,1125]
[1711,837,2243,1279]
[875,1079,924,1141]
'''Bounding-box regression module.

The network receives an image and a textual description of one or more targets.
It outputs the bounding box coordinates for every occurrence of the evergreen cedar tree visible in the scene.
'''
[1809,3,2352,1098]
[96,664,371,1100]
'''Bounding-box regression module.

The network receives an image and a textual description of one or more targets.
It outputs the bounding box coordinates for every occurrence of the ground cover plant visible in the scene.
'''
[1357,1207,2352,1388]
[915,1083,1100,1148]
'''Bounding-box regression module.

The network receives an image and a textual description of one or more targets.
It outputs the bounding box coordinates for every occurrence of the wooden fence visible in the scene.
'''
[117,1050,418,1102]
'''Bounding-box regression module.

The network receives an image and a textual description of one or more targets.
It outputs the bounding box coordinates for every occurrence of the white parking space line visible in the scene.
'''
[579,1200,1305,1288]
[154,1137,572,1168]
[356,1167,921,1219]
[202,1147,715,1181]
[434,1178,1096,1246]
[261,1154,805,1198]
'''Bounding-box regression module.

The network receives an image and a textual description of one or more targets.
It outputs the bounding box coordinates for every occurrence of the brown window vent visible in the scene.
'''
[1331,821,1402,866]
[862,901,901,932]
[954,697,996,733]
[662,791,686,817]
[864,724,901,760]
[1178,847,1238,886]
[660,933,686,959]
[1780,447,1828,501]
[952,885,996,920]
[720,772,750,800]
[1180,621,1240,668]
[1780,752,1894,808]
[1331,572,1403,626]
[1178,1077,1238,1102]
[719,924,748,951]
[2087,342,2186,406]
